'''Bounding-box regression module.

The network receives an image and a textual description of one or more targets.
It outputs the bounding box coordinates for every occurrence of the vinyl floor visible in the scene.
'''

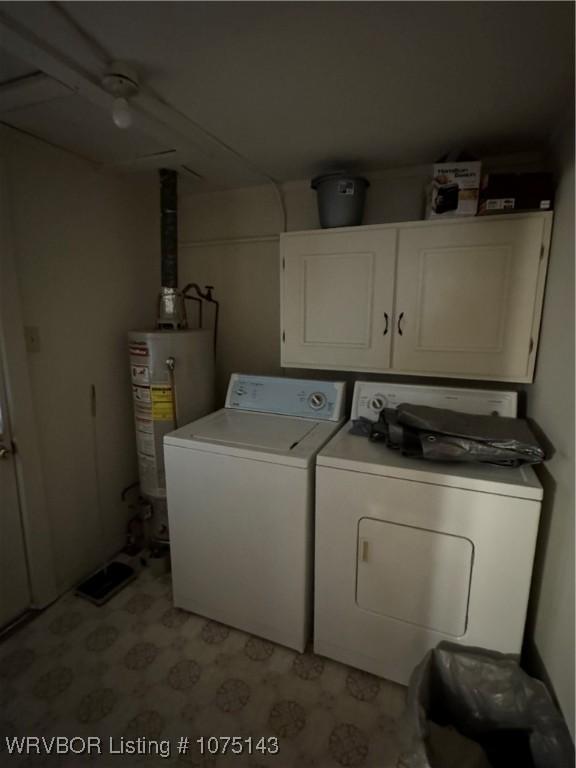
[0,567,407,768]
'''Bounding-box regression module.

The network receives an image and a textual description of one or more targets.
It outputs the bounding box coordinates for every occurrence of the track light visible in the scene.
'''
[101,62,139,130]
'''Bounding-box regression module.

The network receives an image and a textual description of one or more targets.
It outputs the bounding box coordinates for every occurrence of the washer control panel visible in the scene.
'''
[352,381,518,422]
[226,374,345,421]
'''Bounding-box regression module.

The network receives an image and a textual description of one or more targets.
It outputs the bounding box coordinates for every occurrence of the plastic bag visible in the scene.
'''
[398,642,574,768]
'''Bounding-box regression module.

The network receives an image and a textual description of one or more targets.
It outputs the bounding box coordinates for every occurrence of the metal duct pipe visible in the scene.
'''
[160,168,178,289]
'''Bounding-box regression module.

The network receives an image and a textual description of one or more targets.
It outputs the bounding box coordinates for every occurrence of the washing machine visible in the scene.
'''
[164,374,345,652]
[314,381,543,685]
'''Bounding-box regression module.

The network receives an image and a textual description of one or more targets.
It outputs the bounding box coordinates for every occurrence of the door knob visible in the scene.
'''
[0,444,11,459]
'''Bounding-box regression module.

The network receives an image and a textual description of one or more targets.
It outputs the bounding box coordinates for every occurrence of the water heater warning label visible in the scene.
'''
[151,386,174,421]
[135,415,154,457]
[132,385,151,403]
[129,342,149,358]
[131,364,150,385]
[136,430,155,457]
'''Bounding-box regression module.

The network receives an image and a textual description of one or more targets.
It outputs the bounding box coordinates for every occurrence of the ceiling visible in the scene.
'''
[0,2,573,189]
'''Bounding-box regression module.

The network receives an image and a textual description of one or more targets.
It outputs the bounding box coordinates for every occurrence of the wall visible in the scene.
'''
[525,113,575,736]
[179,168,440,401]
[2,127,158,596]
[179,153,546,400]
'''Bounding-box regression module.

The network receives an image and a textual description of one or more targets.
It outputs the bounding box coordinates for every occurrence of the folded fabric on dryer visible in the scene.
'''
[350,404,545,467]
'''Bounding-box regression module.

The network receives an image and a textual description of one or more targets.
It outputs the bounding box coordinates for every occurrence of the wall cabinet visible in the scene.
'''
[280,212,552,383]
[281,228,396,371]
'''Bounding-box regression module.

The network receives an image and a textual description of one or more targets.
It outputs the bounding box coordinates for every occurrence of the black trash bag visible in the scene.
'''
[398,642,574,768]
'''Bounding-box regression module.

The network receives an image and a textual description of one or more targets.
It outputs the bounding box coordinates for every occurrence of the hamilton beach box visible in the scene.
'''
[426,161,482,219]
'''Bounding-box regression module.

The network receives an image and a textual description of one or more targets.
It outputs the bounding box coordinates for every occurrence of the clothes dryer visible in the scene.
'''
[314,382,542,684]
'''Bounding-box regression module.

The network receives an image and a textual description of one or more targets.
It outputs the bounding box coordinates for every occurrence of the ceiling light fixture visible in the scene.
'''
[101,61,139,129]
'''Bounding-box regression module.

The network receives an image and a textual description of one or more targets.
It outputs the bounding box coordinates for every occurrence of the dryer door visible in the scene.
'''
[357,518,473,636]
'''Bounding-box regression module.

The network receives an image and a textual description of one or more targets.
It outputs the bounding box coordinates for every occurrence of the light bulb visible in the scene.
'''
[112,96,132,129]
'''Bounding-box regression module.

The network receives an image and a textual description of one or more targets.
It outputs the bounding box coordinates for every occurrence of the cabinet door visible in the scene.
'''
[281,229,396,371]
[393,216,547,381]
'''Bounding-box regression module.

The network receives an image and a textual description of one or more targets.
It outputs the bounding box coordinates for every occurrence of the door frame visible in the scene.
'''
[0,144,57,608]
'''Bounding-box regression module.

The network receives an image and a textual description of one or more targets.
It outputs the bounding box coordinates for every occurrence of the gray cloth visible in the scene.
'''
[350,405,545,466]
[395,404,545,465]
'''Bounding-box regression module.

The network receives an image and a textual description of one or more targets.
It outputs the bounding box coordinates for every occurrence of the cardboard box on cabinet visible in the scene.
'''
[426,161,482,219]
[478,172,554,215]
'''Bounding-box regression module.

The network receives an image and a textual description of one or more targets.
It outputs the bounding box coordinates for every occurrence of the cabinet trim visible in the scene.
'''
[527,213,552,381]
[280,211,553,240]
[280,358,537,383]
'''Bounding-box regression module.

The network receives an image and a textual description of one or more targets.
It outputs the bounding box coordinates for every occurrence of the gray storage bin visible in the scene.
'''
[311,172,369,228]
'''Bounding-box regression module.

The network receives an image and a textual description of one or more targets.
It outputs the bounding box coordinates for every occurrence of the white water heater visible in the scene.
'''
[128,329,214,538]
[127,169,216,541]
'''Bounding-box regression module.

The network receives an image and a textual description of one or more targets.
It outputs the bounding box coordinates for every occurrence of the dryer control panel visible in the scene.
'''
[226,374,345,421]
[352,381,517,422]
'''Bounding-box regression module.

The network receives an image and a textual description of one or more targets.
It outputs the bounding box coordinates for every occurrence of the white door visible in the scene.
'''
[357,517,473,636]
[281,228,396,371]
[0,355,31,628]
[393,216,547,381]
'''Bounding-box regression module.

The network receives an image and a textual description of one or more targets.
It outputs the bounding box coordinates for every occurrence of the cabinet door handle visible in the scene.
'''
[383,312,389,336]
[397,312,405,336]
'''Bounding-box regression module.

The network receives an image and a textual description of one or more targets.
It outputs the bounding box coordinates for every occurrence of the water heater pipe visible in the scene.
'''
[183,283,219,354]
[160,168,178,289]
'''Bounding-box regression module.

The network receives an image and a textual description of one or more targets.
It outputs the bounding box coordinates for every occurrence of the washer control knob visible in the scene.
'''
[370,396,385,412]
[308,392,326,410]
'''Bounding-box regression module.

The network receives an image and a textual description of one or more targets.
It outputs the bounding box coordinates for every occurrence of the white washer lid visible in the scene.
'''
[317,422,543,501]
[165,409,343,467]
[182,409,318,451]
